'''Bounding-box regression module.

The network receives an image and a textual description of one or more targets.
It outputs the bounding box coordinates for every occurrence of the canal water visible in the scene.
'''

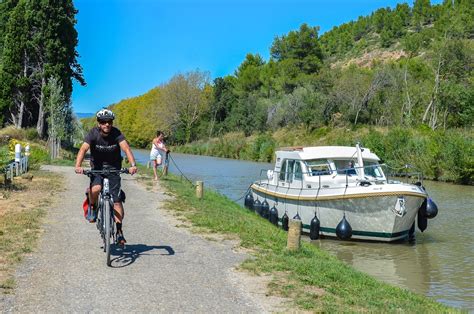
[134,150,473,311]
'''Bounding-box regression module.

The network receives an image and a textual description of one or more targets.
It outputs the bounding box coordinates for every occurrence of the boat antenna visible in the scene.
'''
[343,169,349,216]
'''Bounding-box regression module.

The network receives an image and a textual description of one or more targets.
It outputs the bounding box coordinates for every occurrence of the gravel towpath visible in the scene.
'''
[1,165,272,313]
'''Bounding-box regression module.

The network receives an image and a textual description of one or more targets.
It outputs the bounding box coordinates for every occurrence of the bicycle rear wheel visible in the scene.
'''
[104,199,112,266]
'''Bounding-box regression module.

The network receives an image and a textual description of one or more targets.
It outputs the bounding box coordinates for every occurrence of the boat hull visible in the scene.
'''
[251,182,427,242]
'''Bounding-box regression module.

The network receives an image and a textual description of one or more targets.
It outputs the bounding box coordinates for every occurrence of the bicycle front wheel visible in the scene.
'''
[104,199,111,266]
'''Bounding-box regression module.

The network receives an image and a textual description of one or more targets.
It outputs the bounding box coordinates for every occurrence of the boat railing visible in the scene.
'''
[381,164,424,185]
[258,166,369,191]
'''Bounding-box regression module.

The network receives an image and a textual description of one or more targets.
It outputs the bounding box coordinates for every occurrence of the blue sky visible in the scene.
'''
[72,0,441,114]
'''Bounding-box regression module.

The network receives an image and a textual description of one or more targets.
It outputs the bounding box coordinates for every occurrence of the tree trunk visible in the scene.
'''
[18,98,25,128]
[10,110,18,128]
[422,38,445,129]
[18,54,28,128]
[422,58,441,127]
[36,76,46,138]
[402,65,412,125]
[57,138,61,158]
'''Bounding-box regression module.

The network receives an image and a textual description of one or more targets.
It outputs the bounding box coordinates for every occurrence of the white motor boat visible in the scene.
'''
[247,144,438,242]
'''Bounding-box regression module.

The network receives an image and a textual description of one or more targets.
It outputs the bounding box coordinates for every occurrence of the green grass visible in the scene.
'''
[159,173,455,312]
[0,170,63,293]
[0,205,46,293]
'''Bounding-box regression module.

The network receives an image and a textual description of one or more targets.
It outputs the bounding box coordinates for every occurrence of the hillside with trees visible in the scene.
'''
[102,0,472,141]
[19,0,474,183]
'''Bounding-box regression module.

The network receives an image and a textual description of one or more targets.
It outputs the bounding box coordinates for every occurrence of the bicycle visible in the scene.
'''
[83,168,129,266]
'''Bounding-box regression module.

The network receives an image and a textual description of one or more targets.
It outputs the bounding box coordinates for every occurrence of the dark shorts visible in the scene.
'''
[90,173,122,203]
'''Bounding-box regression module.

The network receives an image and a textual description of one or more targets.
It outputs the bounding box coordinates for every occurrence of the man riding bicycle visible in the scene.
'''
[75,109,138,246]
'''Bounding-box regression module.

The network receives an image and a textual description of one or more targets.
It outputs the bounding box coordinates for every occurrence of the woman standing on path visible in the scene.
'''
[149,130,169,180]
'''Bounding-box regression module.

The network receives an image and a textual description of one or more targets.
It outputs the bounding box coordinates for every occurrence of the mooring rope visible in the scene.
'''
[168,153,194,186]
[232,184,253,202]
[167,153,260,203]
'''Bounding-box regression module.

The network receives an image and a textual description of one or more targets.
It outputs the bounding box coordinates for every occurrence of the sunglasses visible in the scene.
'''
[99,120,113,125]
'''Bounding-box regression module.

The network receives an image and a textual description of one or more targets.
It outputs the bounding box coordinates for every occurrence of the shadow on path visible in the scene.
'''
[110,244,175,268]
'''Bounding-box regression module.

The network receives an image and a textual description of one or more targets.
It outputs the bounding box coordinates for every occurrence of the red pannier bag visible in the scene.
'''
[82,188,90,218]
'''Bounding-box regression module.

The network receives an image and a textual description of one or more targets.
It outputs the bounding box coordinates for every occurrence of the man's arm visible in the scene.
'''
[119,140,138,174]
[75,142,90,174]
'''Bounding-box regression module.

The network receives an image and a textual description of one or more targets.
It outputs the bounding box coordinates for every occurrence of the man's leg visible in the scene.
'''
[90,185,101,206]
[109,173,126,245]
[88,175,102,222]
[114,202,126,245]
[114,202,124,224]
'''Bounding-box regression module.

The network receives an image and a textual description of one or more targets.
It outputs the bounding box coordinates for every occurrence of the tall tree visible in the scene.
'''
[46,76,65,158]
[270,23,324,92]
[161,70,211,144]
[0,0,30,127]
[0,0,19,64]
[209,76,236,136]
[234,54,264,94]
[0,0,85,134]
[26,0,85,137]
[412,0,433,30]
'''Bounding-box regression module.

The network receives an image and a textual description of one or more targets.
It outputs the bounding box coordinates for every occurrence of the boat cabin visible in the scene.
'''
[267,145,386,188]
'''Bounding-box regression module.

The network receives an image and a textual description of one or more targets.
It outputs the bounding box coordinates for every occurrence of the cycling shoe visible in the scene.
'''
[116,232,126,247]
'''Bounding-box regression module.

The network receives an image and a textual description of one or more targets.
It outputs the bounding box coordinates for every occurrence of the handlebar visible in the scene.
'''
[83,168,130,177]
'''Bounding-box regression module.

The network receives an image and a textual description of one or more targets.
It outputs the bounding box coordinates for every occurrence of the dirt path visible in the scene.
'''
[1,165,278,312]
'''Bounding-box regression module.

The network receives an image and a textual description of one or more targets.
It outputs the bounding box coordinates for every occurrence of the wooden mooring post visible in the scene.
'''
[287,219,302,251]
[196,181,203,199]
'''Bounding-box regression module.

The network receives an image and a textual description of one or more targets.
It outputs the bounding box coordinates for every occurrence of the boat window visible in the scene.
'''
[334,159,358,175]
[364,161,384,178]
[279,160,287,181]
[279,159,294,182]
[305,159,332,176]
[294,161,302,180]
[286,160,295,183]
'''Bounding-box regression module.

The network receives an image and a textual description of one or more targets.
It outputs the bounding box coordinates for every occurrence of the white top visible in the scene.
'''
[150,141,166,156]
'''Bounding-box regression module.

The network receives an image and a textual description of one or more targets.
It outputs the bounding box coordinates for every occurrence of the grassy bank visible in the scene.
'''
[0,170,63,293]
[174,126,474,185]
[0,127,73,293]
[156,173,453,312]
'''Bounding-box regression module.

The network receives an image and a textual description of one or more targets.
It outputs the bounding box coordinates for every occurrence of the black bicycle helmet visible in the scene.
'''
[96,108,115,121]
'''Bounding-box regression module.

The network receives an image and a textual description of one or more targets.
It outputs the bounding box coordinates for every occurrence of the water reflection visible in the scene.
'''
[132,149,474,311]
[133,149,272,202]
[313,238,432,295]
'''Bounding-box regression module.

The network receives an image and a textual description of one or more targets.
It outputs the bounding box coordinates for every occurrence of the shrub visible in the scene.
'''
[0,145,10,168]
[27,144,50,170]
[0,126,27,140]
[25,128,39,141]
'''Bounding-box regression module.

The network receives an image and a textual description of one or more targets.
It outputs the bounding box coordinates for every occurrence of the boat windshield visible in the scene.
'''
[305,159,332,176]
[334,159,358,175]
[364,161,385,178]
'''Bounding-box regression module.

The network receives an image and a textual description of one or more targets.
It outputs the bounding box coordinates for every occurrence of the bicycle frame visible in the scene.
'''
[97,177,115,244]
[84,168,129,266]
